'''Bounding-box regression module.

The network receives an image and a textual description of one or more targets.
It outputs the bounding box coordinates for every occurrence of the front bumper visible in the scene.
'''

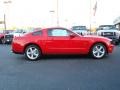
[108,44,114,53]
[103,36,119,45]
[103,36,119,41]
[4,38,13,43]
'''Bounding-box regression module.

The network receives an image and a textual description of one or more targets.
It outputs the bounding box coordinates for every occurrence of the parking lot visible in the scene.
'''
[0,44,120,90]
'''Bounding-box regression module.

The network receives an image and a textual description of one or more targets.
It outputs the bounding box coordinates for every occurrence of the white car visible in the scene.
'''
[96,25,120,45]
[3,29,35,44]
[71,26,88,35]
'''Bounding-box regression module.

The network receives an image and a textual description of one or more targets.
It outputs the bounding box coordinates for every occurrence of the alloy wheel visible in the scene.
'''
[92,44,106,59]
[25,45,40,60]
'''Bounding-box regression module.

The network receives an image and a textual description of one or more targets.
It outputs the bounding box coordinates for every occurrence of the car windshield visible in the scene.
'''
[72,26,87,30]
[13,29,25,33]
[98,25,117,30]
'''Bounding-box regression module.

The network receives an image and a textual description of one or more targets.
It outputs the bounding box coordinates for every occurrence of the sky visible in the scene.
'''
[0,0,120,29]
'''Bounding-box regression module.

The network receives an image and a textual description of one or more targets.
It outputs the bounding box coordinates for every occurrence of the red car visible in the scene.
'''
[0,33,5,44]
[12,27,114,60]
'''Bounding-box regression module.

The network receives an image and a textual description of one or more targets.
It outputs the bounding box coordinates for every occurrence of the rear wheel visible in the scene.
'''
[25,45,41,61]
[91,43,107,59]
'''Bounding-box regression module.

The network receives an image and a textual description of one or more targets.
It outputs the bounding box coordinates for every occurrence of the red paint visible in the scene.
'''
[0,33,4,38]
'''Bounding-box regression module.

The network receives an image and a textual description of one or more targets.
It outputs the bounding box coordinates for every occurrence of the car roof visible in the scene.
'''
[44,27,69,30]
[99,25,115,27]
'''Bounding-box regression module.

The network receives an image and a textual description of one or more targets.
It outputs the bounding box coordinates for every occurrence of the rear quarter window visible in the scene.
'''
[32,31,42,36]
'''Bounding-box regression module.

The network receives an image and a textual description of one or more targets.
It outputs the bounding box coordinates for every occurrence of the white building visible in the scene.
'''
[113,16,120,30]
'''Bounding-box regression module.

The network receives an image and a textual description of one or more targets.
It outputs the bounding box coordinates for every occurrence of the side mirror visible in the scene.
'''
[69,34,76,38]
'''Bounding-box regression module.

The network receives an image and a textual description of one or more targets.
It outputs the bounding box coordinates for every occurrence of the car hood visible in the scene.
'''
[97,30,119,33]
[83,35,111,41]
[73,30,87,32]
[6,32,25,37]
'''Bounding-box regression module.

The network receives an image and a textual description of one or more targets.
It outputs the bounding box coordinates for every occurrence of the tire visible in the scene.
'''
[90,43,107,59]
[115,41,119,45]
[25,45,41,61]
[0,38,5,44]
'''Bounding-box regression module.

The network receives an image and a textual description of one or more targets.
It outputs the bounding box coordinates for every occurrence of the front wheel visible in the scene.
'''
[25,45,41,61]
[91,43,107,59]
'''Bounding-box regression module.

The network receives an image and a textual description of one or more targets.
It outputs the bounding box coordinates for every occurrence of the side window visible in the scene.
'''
[32,31,42,36]
[48,29,69,36]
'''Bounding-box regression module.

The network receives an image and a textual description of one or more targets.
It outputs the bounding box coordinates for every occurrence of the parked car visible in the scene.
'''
[3,29,24,44]
[3,30,14,34]
[3,29,35,44]
[96,25,120,45]
[0,30,14,44]
[11,27,114,61]
[0,33,5,44]
[71,26,89,35]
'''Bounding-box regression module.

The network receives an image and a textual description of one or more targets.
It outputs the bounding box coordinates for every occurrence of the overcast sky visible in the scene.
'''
[0,0,120,28]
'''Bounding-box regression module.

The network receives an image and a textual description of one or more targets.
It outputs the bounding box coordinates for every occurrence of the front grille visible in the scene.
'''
[102,32,115,36]
[5,35,13,38]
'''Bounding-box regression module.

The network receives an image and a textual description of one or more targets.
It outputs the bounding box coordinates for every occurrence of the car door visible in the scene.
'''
[45,28,86,54]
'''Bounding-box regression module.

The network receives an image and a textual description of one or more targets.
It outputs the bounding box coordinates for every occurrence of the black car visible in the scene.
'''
[4,34,14,44]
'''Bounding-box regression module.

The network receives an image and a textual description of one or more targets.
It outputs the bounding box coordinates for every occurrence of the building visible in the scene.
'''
[113,16,120,30]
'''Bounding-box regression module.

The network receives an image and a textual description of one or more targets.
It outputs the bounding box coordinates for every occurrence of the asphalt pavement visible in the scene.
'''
[0,44,120,90]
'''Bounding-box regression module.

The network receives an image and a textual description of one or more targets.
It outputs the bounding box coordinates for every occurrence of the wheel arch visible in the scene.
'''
[24,43,42,54]
[89,42,108,54]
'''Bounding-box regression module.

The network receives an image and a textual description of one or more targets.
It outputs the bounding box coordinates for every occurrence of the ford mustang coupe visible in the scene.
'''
[12,27,114,60]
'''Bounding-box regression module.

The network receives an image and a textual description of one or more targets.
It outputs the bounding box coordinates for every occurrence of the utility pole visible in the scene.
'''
[56,0,59,26]
[4,14,6,30]
[89,0,92,34]
[3,0,12,30]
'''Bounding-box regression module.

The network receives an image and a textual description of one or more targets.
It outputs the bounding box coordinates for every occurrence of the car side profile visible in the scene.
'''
[12,27,114,61]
